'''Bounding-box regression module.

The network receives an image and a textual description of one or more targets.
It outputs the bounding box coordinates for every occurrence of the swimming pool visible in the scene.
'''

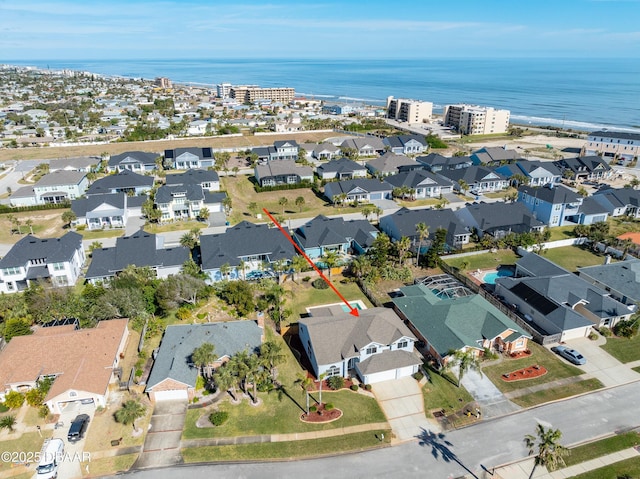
[482,268,515,284]
[341,302,364,312]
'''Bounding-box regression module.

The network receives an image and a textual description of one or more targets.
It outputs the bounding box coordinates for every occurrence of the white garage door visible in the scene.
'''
[365,369,397,384]
[396,365,417,379]
[154,389,188,401]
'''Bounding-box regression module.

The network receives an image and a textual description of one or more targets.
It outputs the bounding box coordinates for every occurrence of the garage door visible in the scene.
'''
[369,193,382,200]
[396,365,417,379]
[365,369,397,384]
[154,389,188,401]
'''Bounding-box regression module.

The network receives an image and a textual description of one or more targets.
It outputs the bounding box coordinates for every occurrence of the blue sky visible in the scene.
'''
[1,0,639,59]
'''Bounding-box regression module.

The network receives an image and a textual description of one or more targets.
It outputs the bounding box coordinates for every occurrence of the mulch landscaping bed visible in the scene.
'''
[507,349,532,360]
[502,364,547,382]
[301,403,343,423]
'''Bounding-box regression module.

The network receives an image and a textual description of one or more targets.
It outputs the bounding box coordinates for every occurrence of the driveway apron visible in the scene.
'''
[133,400,187,469]
[460,369,520,418]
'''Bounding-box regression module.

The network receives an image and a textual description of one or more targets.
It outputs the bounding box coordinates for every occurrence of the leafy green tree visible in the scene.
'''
[291,255,308,283]
[181,259,204,278]
[295,196,305,212]
[155,274,208,312]
[115,400,147,433]
[217,280,255,316]
[4,390,25,409]
[61,210,76,228]
[25,388,45,407]
[3,317,33,341]
[524,424,569,478]
[88,240,103,257]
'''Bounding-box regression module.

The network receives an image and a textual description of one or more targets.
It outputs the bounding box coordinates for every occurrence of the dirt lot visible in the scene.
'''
[0,210,65,243]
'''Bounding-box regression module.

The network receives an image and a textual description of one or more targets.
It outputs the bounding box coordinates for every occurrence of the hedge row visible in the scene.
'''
[254,180,314,193]
[0,202,71,214]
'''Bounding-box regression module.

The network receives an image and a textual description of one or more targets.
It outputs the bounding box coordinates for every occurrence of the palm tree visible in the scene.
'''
[198,207,210,223]
[213,363,238,401]
[524,424,569,478]
[179,231,197,250]
[395,236,412,266]
[296,373,315,415]
[238,260,247,280]
[220,262,231,281]
[291,255,308,284]
[259,341,285,380]
[192,342,218,378]
[415,222,429,267]
[349,255,372,281]
[245,352,263,404]
[0,415,16,432]
[230,350,251,394]
[222,196,232,215]
[278,197,288,214]
[361,204,375,221]
[114,400,146,433]
[25,219,34,234]
[295,196,305,212]
[457,179,469,195]
[322,250,341,279]
[446,349,482,387]
[372,206,383,223]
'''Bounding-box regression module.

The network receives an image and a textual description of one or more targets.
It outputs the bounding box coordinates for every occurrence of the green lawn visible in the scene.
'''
[422,367,474,419]
[443,249,518,271]
[482,342,584,394]
[568,456,640,479]
[0,431,52,474]
[77,228,125,240]
[182,429,392,462]
[547,225,577,241]
[600,334,640,363]
[543,246,607,272]
[563,431,640,468]
[396,198,439,208]
[145,220,205,234]
[286,279,373,317]
[512,379,603,408]
[81,454,138,477]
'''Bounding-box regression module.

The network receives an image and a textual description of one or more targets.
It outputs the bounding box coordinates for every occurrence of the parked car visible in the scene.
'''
[551,345,586,365]
[67,414,90,442]
[36,438,64,479]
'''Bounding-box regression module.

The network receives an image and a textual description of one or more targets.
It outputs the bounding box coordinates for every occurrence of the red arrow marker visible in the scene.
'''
[263,208,359,317]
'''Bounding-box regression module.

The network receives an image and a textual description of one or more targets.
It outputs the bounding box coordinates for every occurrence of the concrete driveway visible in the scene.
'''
[51,402,96,479]
[133,400,187,469]
[372,376,438,442]
[558,336,640,387]
[460,368,520,418]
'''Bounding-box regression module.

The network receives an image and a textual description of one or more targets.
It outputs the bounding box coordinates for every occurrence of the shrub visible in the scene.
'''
[325,403,334,411]
[0,403,8,413]
[209,411,229,426]
[75,224,86,231]
[195,375,205,391]
[614,319,639,339]
[25,388,45,407]
[135,368,143,378]
[327,376,345,390]
[364,384,372,391]
[312,278,329,290]
[38,405,50,419]
[176,306,193,321]
[196,312,207,320]
[350,384,359,391]
[309,405,317,413]
[4,390,25,409]
[192,397,199,403]
[588,331,599,341]
[302,276,311,282]
[412,371,424,381]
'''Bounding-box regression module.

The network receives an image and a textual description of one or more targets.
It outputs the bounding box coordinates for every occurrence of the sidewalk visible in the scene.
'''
[492,447,640,479]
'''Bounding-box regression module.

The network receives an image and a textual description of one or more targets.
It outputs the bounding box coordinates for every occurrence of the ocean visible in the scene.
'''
[4,58,640,132]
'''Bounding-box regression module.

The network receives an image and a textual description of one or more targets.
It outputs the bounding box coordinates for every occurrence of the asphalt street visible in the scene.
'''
[111,380,640,479]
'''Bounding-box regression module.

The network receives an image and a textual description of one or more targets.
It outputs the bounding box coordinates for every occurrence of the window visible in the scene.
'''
[3,267,20,276]
[69,391,77,397]
[366,346,377,355]
[52,263,65,271]
[397,340,408,349]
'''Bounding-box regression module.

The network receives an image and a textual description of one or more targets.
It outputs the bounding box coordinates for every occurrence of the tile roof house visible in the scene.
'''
[554,155,612,181]
[365,152,420,177]
[340,137,386,157]
[164,147,215,170]
[592,187,640,219]
[385,169,455,199]
[456,202,545,239]
[383,134,428,155]
[85,170,154,196]
[437,166,509,194]
[298,307,420,384]
[0,319,129,414]
[0,232,85,294]
[323,178,393,204]
[496,253,632,340]
[316,158,368,180]
[293,215,379,260]
[379,207,471,250]
[200,221,296,282]
[85,230,190,284]
[145,321,263,402]
[254,160,313,187]
[107,151,159,173]
[10,171,89,207]
[165,168,220,192]
[416,153,473,173]
[578,259,640,307]
[252,140,299,162]
[392,284,531,365]
[517,184,584,227]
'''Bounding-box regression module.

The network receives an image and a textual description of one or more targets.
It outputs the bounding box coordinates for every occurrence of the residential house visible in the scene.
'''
[416,153,473,173]
[392,284,531,365]
[437,166,509,194]
[496,253,632,339]
[187,119,209,136]
[165,169,220,192]
[323,178,393,205]
[316,158,367,180]
[252,140,299,162]
[311,142,340,160]
[578,258,640,307]
[10,171,89,206]
[582,130,640,164]
[145,321,263,402]
[571,196,611,226]
[554,156,612,182]
[293,215,378,260]
[85,170,154,196]
[254,160,313,187]
[383,135,428,155]
[0,319,129,414]
[380,207,471,251]
[0,232,85,293]
[49,156,101,173]
[200,221,296,282]
[471,146,521,166]
[85,230,190,284]
[456,202,545,239]
[340,137,386,157]
[71,193,144,230]
[365,153,419,177]
[164,147,215,170]
[298,307,421,384]
[495,160,562,187]
[592,187,640,219]
[517,184,584,227]
[385,170,455,199]
[616,232,640,258]
[107,151,158,172]
[155,184,226,222]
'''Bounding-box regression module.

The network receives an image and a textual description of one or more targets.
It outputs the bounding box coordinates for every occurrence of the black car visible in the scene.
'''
[67,414,90,442]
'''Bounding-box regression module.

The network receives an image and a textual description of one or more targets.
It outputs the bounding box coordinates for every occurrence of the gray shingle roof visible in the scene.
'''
[0,232,83,269]
[165,169,219,186]
[108,151,158,167]
[464,202,544,235]
[366,153,418,174]
[164,147,214,161]
[71,193,125,217]
[316,158,365,175]
[200,221,296,270]
[437,165,507,184]
[293,215,378,250]
[578,259,640,304]
[516,252,568,277]
[155,184,204,203]
[381,207,469,247]
[85,170,153,196]
[35,170,87,187]
[385,169,454,189]
[324,178,393,196]
[145,321,263,391]
[255,160,313,179]
[357,349,421,375]
[589,130,640,141]
[518,184,581,204]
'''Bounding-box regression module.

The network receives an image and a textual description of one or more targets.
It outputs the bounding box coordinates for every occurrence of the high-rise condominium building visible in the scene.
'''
[443,104,510,135]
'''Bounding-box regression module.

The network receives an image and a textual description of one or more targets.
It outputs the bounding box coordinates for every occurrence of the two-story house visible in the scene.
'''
[316,158,368,180]
[71,192,144,230]
[495,160,562,187]
[517,184,584,227]
[254,160,313,187]
[383,134,428,155]
[107,151,158,172]
[437,166,509,194]
[340,137,386,157]
[385,169,455,199]
[0,232,85,293]
[365,153,420,177]
[252,140,299,162]
[456,202,545,239]
[164,147,216,170]
[416,153,473,173]
[471,146,521,166]
[155,184,226,222]
[554,155,612,182]
[582,130,640,164]
[165,169,220,192]
[592,187,640,219]
[324,178,393,205]
[10,171,89,207]
[298,307,420,384]
[85,170,154,196]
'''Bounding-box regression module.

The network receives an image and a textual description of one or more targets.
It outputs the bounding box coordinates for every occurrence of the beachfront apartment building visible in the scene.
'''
[230,85,295,104]
[386,97,433,124]
[582,130,640,164]
[443,104,510,135]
